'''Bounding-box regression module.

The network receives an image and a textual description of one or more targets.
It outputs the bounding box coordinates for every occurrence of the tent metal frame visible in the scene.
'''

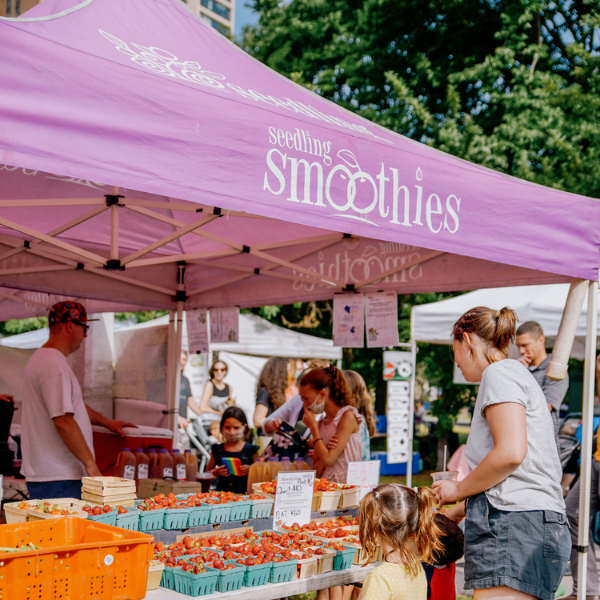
[1,194,596,600]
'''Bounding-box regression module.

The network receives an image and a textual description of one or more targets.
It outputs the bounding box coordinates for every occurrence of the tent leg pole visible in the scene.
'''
[172,301,184,442]
[166,310,176,434]
[576,278,598,600]
[406,341,416,488]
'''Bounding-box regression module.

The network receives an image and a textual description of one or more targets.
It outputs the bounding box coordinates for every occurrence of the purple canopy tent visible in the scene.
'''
[1,2,599,591]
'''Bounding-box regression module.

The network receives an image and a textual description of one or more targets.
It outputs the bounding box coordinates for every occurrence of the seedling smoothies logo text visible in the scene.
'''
[263,127,461,233]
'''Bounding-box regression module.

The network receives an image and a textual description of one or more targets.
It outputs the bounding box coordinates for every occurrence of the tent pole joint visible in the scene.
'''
[24,240,30,249]
[105,194,124,207]
[173,290,187,302]
[104,259,125,271]
[77,262,84,270]
[343,283,356,292]
[213,207,222,216]
[573,544,588,553]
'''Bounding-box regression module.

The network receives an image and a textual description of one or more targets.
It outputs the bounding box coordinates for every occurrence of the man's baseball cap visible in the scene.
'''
[48,301,99,326]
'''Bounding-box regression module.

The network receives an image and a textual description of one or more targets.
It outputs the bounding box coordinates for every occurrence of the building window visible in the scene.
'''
[15,0,19,16]
[199,11,230,36]
[6,0,11,16]
[201,0,230,21]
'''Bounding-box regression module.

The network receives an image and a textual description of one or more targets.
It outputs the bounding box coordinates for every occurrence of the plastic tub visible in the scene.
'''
[160,566,180,590]
[173,567,220,596]
[164,507,192,530]
[270,558,298,583]
[229,499,252,521]
[250,497,274,519]
[187,505,211,527]
[138,507,166,532]
[201,502,231,524]
[242,561,272,587]
[332,546,357,570]
[0,517,153,600]
[212,564,246,592]
[116,507,140,531]
[87,510,118,527]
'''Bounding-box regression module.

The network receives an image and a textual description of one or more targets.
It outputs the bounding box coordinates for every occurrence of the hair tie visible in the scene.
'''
[328,363,337,375]
[374,491,379,499]
[496,310,501,318]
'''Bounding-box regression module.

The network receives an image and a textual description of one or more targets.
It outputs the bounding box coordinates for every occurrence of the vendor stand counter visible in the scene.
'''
[146,562,379,600]
[149,508,358,545]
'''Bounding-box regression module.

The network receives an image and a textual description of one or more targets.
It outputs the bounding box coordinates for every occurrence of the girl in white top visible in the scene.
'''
[359,483,443,600]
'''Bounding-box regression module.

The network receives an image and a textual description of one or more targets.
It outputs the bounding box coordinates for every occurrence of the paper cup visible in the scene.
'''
[430,471,458,483]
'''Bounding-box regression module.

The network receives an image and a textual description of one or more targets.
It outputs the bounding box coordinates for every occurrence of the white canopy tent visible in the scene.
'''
[1,310,341,426]
[411,283,600,359]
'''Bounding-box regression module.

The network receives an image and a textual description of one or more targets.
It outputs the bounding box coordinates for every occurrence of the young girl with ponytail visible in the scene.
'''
[434,307,570,600]
[359,483,443,600]
[300,365,362,482]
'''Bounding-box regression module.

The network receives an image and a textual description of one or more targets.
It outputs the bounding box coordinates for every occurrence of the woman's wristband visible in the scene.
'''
[313,438,323,445]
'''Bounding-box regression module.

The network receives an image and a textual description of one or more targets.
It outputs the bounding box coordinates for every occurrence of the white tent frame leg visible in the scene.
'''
[577,278,598,600]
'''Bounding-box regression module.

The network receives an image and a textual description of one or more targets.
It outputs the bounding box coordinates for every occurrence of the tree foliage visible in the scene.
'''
[242,0,600,196]
[241,0,599,435]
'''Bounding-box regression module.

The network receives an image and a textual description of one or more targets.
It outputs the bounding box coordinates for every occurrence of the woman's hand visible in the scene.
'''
[432,480,463,508]
[302,409,318,431]
[440,501,466,524]
[239,464,250,475]
[327,435,339,450]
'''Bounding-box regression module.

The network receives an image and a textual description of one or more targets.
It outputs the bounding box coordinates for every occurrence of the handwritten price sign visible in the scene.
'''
[346,461,381,500]
[273,470,315,529]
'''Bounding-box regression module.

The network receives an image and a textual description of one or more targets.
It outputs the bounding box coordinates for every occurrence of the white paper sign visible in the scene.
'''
[365,291,399,348]
[273,470,315,528]
[186,309,209,354]
[387,379,411,464]
[210,307,239,343]
[333,294,365,347]
[347,460,381,500]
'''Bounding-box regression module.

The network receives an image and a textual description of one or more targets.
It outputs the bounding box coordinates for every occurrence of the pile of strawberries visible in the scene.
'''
[82,504,128,516]
[260,478,357,495]
[138,491,265,512]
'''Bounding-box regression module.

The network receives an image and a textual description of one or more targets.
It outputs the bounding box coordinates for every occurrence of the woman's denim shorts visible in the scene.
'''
[464,492,570,600]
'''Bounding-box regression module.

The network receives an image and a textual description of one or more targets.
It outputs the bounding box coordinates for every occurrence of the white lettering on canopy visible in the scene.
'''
[262,128,461,232]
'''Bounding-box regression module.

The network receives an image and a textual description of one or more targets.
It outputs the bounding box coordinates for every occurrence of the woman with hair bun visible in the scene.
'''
[434,306,570,600]
[300,365,362,483]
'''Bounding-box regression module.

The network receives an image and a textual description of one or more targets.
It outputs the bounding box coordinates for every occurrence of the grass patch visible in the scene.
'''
[380,471,433,488]
[291,593,317,600]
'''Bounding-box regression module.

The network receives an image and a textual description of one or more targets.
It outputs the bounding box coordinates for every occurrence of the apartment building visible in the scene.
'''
[1,0,39,17]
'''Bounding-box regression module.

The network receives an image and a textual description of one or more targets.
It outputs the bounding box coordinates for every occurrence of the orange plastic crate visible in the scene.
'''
[0,517,153,600]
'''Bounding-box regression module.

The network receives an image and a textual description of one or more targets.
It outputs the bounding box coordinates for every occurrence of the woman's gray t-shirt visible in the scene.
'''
[465,359,565,513]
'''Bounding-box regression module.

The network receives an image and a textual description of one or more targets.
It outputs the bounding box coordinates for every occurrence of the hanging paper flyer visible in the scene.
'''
[210,307,239,343]
[186,309,209,354]
[333,294,365,347]
[365,291,399,348]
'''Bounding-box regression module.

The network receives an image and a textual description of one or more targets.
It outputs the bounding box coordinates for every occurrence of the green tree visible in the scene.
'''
[242,0,600,195]
[242,0,598,461]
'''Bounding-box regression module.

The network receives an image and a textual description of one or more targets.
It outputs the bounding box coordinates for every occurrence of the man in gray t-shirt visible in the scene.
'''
[516,321,568,445]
